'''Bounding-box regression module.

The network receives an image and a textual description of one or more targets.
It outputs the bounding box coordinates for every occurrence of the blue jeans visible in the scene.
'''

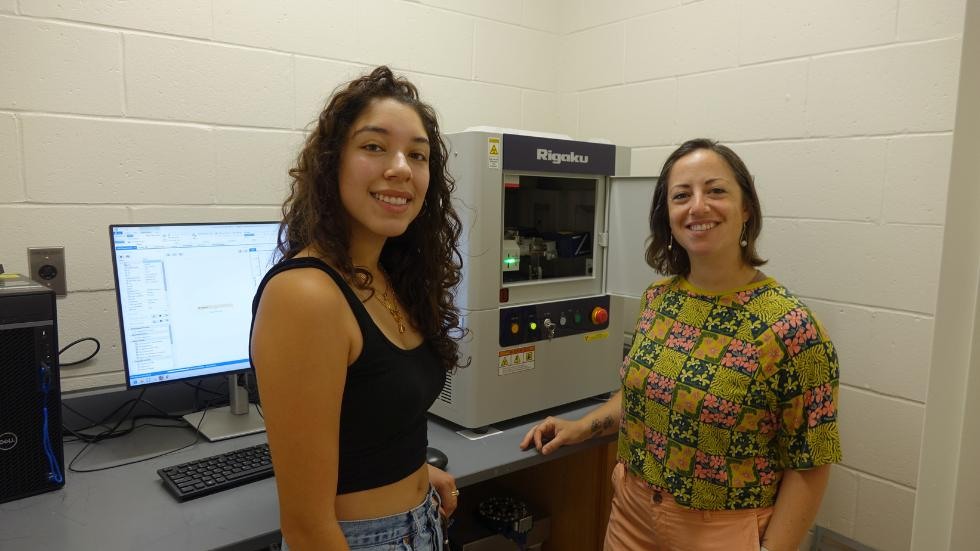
[282,486,444,550]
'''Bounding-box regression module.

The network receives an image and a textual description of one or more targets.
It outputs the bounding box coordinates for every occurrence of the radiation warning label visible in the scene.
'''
[488,137,500,169]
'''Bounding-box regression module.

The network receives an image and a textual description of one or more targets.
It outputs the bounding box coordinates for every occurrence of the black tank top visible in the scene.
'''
[250,257,445,494]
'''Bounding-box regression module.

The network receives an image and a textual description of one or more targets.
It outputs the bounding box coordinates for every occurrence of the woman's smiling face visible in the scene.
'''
[666,148,749,263]
[338,97,431,243]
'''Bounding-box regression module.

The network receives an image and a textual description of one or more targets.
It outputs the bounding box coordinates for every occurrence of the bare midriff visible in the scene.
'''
[334,464,429,520]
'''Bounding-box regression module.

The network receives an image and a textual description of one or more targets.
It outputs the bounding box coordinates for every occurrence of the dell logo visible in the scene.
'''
[0,432,17,451]
[536,148,590,165]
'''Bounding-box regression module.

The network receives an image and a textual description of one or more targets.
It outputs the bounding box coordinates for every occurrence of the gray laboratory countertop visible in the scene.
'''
[0,399,612,551]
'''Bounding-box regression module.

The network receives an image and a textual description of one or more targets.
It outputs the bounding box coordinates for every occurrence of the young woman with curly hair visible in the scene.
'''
[250,66,465,550]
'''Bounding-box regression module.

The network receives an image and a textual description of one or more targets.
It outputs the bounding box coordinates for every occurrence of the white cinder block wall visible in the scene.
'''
[1,1,974,549]
[0,0,565,390]
[554,1,968,550]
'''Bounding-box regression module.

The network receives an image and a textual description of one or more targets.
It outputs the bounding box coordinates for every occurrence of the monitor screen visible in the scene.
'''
[110,222,282,388]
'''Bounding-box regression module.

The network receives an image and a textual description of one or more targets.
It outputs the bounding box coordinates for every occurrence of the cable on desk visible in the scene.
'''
[62,390,185,443]
[58,337,101,367]
[67,397,217,473]
[185,378,225,397]
[63,414,186,443]
[184,378,227,412]
[63,395,177,440]
[67,387,147,469]
[183,374,263,414]
[61,377,263,472]
[62,403,128,439]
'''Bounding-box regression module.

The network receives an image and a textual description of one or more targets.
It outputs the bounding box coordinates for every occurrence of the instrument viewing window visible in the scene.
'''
[502,174,598,284]
[109,222,281,441]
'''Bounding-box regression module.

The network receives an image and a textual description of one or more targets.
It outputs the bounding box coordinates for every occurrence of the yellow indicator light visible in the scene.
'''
[529,322,538,331]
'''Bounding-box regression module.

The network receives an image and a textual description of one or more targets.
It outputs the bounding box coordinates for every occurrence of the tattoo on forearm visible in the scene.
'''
[590,416,615,436]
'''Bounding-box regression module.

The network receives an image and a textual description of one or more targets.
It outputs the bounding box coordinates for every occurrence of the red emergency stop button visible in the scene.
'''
[591,306,608,325]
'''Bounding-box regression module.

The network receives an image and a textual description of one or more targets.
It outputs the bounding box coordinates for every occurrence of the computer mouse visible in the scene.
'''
[425,446,448,470]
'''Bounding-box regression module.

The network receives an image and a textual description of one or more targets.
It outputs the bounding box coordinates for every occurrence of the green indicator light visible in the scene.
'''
[504,258,517,265]
[574,313,582,323]
[529,322,538,330]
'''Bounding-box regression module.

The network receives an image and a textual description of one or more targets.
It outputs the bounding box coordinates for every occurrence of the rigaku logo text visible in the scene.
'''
[536,148,590,165]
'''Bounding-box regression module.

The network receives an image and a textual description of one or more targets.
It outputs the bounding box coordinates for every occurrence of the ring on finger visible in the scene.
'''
[450,488,460,497]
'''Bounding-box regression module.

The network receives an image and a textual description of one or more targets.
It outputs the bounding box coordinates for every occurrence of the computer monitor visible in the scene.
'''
[109,222,282,441]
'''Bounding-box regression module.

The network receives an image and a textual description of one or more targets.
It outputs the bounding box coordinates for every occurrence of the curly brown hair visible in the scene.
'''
[279,66,466,371]
[645,138,767,275]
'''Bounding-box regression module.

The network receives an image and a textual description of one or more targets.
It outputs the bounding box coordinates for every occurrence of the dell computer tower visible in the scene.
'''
[0,274,65,503]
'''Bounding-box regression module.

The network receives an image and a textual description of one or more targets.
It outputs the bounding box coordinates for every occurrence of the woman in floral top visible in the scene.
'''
[521,138,841,551]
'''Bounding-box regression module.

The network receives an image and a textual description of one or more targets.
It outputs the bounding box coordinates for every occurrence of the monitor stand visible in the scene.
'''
[183,372,266,442]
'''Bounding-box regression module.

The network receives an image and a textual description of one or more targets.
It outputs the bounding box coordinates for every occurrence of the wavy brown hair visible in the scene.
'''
[279,66,466,371]
[645,138,766,275]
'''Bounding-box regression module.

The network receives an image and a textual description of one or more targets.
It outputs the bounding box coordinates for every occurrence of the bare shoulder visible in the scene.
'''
[253,267,359,347]
[258,267,348,317]
[252,268,360,366]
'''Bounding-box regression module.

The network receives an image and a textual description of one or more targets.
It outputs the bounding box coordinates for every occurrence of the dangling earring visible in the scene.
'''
[668,234,673,251]
[739,223,748,248]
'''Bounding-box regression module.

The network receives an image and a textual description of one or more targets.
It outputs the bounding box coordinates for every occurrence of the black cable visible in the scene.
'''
[61,393,155,437]
[62,389,183,440]
[184,379,225,397]
[58,337,101,367]
[63,397,179,435]
[67,397,216,474]
[63,416,186,443]
[70,389,146,442]
[67,389,147,472]
[134,397,179,419]
[67,426,197,473]
[184,379,226,412]
[61,376,260,473]
[61,401,116,435]
[64,413,185,443]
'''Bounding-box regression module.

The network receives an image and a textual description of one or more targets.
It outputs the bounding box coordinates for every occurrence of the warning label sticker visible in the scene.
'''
[583,331,609,342]
[498,345,534,376]
[488,137,500,169]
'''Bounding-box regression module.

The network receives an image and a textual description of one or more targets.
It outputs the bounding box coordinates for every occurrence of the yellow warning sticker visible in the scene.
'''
[583,331,609,342]
[498,345,534,376]
[488,137,500,169]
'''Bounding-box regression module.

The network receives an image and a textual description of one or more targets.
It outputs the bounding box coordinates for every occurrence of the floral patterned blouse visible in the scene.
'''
[617,276,842,510]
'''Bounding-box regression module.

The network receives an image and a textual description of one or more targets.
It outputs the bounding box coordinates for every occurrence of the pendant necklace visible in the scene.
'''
[376,279,407,334]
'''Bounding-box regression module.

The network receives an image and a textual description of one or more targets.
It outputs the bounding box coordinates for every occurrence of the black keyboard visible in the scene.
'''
[157,443,273,502]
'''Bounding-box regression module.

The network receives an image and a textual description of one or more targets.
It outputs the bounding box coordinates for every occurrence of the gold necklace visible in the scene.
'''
[376,282,407,334]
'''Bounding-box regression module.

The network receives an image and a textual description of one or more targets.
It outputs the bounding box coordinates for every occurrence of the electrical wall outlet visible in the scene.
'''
[28,247,67,296]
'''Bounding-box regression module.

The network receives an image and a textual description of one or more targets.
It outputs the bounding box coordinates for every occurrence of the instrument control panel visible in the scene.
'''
[499,295,611,347]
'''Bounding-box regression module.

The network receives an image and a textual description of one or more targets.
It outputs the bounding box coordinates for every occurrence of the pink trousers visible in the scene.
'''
[603,462,774,551]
